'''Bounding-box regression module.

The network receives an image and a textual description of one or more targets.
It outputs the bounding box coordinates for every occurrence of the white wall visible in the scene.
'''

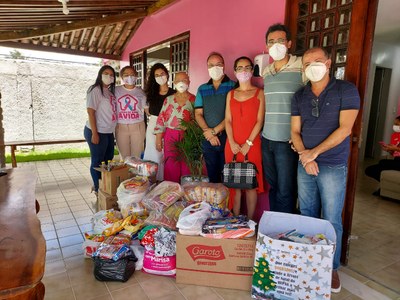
[0,58,99,151]
[360,41,400,159]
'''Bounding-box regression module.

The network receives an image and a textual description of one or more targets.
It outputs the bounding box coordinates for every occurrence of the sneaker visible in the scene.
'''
[331,270,341,293]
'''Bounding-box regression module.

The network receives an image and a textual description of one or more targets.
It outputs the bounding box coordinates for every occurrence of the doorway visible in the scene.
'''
[364,67,392,159]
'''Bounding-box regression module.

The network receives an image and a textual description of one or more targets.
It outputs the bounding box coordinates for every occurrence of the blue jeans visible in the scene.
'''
[297,162,347,270]
[202,132,226,183]
[84,126,115,192]
[262,137,298,213]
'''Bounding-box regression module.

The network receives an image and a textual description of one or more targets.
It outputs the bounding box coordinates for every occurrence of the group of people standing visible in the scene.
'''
[84,23,362,293]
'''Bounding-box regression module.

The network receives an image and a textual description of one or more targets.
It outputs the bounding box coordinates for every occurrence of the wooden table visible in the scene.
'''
[0,168,46,299]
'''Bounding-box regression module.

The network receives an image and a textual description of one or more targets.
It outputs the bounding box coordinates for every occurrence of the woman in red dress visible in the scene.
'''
[225,56,265,220]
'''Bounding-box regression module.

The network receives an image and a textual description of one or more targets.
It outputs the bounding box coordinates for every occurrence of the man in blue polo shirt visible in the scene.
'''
[195,52,235,183]
[291,47,360,293]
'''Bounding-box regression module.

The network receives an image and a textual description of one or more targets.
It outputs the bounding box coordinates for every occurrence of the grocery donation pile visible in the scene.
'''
[84,158,337,299]
[83,157,255,283]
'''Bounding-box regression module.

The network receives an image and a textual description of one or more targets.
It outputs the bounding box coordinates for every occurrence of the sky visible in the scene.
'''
[0,46,100,64]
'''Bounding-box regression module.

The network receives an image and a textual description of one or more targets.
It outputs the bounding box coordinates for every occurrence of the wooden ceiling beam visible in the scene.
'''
[0,41,121,60]
[0,11,147,41]
[147,0,177,14]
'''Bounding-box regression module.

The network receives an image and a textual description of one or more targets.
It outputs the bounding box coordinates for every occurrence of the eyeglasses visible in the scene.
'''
[312,98,319,118]
[235,65,253,72]
[267,38,287,47]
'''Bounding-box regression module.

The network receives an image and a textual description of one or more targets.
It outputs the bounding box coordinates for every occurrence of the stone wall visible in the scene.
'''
[0,58,100,152]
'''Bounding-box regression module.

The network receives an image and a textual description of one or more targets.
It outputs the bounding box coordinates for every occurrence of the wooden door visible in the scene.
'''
[286,0,379,265]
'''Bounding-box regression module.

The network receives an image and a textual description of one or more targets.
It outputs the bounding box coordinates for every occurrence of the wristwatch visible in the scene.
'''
[246,139,253,147]
[211,129,217,136]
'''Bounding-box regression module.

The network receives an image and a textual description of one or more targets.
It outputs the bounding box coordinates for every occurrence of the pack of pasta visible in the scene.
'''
[182,183,228,217]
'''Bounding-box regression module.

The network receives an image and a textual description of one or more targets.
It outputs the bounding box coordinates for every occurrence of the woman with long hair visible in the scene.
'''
[84,65,117,195]
[143,63,175,181]
[225,56,265,220]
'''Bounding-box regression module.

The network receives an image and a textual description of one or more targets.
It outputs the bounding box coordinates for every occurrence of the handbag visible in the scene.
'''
[222,154,258,189]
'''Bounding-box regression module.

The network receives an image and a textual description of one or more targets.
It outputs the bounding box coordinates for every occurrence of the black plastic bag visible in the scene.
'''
[93,254,138,282]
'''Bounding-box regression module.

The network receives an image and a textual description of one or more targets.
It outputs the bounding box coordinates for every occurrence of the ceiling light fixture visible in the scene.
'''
[58,0,70,15]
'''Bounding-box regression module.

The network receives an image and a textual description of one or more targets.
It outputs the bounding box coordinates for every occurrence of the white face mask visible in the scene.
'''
[175,82,189,93]
[393,125,400,133]
[208,66,224,81]
[269,43,287,61]
[123,76,136,86]
[155,75,168,86]
[102,74,114,86]
[305,62,328,82]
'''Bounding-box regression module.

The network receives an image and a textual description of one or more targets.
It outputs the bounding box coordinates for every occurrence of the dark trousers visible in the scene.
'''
[365,157,400,182]
[84,126,114,191]
[202,132,226,183]
[262,137,298,213]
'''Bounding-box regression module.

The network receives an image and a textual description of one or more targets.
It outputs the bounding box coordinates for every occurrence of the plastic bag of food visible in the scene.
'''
[124,156,158,178]
[182,183,228,217]
[93,244,131,261]
[120,201,147,219]
[93,253,137,282]
[92,210,123,235]
[82,233,105,258]
[176,202,212,235]
[142,249,176,277]
[117,177,150,206]
[144,201,186,230]
[154,227,176,257]
[142,181,184,212]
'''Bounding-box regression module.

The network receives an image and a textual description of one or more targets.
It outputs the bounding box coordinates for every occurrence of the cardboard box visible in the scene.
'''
[98,189,118,211]
[176,234,256,291]
[96,166,131,196]
[251,212,336,300]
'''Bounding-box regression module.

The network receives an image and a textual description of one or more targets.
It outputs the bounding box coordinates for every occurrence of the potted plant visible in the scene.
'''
[173,117,209,184]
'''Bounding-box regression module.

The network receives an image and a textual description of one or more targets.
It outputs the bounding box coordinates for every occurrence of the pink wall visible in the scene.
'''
[122,0,286,91]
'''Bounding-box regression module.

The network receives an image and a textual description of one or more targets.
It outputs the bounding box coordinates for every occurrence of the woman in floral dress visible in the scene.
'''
[154,72,195,182]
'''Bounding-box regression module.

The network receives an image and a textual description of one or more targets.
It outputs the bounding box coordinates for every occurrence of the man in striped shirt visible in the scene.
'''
[262,23,304,213]
[291,47,360,293]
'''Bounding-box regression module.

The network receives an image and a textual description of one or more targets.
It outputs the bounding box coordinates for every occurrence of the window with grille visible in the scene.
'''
[129,32,190,87]
[293,0,353,79]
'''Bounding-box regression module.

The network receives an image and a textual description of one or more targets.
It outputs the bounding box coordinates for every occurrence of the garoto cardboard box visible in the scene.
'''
[176,234,256,291]
[251,212,336,300]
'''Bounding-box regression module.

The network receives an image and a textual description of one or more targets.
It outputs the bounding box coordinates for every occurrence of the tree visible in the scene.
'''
[252,253,277,295]
[9,49,24,60]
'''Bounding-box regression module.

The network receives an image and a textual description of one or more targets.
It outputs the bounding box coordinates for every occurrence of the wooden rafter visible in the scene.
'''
[0,11,147,42]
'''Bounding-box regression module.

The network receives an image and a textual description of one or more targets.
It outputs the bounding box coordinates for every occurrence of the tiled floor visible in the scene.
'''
[13,158,400,299]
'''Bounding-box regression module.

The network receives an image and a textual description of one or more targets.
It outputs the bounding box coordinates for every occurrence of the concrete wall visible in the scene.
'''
[0,58,100,151]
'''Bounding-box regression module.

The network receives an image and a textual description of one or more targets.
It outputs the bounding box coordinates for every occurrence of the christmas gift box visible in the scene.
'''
[252,212,336,300]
